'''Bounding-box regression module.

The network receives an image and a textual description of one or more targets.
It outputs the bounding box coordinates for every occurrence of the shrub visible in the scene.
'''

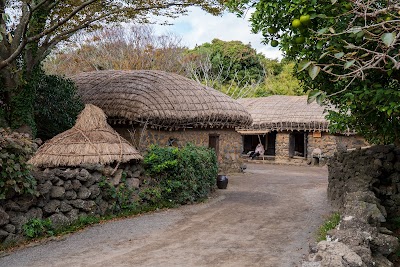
[33,69,84,141]
[99,173,137,213]
[0,128,38,199]
[143,143,218,205]
[23,218,54,239]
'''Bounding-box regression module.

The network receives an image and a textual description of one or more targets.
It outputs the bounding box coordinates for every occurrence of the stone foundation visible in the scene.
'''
[303,145,400,266]
[0,162,143,246]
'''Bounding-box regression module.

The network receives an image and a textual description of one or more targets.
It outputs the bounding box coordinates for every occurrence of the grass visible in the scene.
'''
[316,212,341,242]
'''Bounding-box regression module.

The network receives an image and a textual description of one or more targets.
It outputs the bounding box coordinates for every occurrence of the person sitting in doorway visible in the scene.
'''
[249,143,265,159]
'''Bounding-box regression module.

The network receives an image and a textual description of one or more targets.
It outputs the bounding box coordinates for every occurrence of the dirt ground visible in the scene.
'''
[0,163,331,267]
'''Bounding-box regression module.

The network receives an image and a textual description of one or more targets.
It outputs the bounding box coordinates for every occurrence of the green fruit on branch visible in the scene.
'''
[295,36,305,44]
[270,40,279,47]
[268,27,278,34]
[292,19,302,28]
[300,15,311,25]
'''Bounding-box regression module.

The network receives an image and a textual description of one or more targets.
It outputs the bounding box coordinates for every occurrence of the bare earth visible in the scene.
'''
[0,163,330,267]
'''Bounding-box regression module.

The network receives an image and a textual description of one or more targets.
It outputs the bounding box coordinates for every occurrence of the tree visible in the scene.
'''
[226,0,400,144]
[255,61,303,97]
[181,39,266,98]
[44,24,186,76]
[0,0,224,134]
[33,69,84,141]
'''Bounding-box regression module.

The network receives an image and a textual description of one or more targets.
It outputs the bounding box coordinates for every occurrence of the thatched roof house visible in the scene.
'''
[71,70,252,173]
[237,95,329,134]
[236,96,366,164]
[29,104,142,168]
[72,70,252,129]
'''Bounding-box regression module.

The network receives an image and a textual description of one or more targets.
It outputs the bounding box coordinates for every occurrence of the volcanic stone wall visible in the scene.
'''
[303,145,400,266]
[0,163,143,246]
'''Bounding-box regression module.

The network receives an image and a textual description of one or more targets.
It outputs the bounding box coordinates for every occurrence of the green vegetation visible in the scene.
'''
[22,218,54,239]
[256,62,303,97]
[183,38,266,94]
[0,1,225,134]
[33,68,84,141]
[182,39,302,98]
[11,143,218,246]
[316,212,340,242]
[51,216,101,236]
[0,128,38,199]
[99,173,138,213]
[143,143,218,205]
[226,0,400,144]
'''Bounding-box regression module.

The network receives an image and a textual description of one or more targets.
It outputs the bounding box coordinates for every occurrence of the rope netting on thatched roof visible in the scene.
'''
[71,70,252,129]
[29,104,143,168]
[237,95,330,133]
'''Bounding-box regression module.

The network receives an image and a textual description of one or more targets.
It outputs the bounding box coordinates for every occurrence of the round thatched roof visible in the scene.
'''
[237,95,330,133]
[29,104,142,168]
[71,70,252,129]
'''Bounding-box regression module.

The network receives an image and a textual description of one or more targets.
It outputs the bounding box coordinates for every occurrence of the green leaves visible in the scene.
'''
[334,52,344,59]
[0,128,38,199]
[297,60,320,80]
[308,65,321,80]
[144,144,218,205]
[297,60,312,72]
[23,218,54,239]
[344,60,355,69]
[307,90,326,104]
[381,32,396,47]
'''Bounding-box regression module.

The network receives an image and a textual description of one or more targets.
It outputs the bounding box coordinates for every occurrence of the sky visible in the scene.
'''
[152,7,283,60]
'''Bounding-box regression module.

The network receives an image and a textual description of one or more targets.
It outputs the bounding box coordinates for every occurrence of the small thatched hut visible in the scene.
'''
[29,104,142,168]
[71,70,252,172]
[237,96,367,164]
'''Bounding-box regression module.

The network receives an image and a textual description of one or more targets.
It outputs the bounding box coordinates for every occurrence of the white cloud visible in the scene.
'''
[152,7,283,60]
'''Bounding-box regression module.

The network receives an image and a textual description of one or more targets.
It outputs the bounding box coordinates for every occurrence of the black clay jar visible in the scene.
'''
[217,175,228,189]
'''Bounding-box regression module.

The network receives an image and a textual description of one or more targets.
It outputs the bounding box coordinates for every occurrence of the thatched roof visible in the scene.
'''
[29,104,142,168]
[71,70,252,129]
[237,95,330,133]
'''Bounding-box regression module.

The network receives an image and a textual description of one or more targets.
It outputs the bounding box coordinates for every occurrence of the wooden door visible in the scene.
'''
[209,134,220,159]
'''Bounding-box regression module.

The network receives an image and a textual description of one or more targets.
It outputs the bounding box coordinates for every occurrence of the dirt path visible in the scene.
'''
[0,163,330,267]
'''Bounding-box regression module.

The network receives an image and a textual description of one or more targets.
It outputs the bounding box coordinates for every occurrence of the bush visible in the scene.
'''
[98,173,138,213]
[23,218,54,239]
[33,69,84,141]
[0,128,38,199]
[143,143,218,205]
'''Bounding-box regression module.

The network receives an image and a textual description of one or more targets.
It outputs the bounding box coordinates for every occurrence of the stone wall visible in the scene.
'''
[273,131,367,165]
[115,127,243,173]
[0,163,143,246]
[303,145,400,266]
[307,132,367,159]
[275,132,290,159]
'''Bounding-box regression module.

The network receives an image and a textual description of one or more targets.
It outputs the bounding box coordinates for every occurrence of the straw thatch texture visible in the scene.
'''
[71,70,252,129]
[237,95,330,133]
[29,104,142,168]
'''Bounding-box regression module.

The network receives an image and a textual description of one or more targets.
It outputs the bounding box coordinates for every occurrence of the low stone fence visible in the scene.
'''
[0,163,143,245]
[303,145,400,266]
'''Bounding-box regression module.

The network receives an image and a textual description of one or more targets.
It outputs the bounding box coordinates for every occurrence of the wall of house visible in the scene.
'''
[307,132,368,159]
[275,132,290,159]
[115,127,243,173]
[273,131,367,164]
